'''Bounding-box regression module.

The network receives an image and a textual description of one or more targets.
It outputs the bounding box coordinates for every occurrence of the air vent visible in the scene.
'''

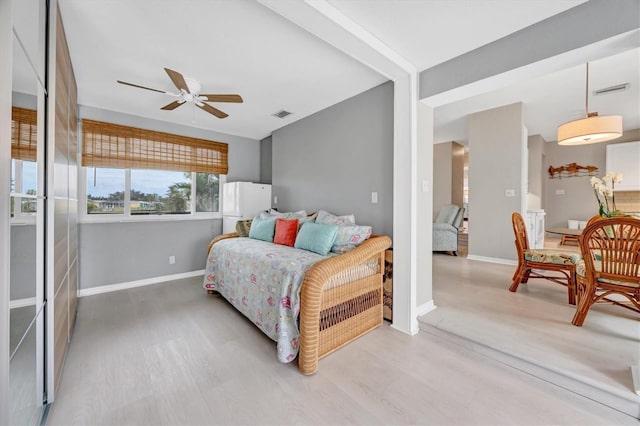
[272,110,292,119]
[593,83,630,96]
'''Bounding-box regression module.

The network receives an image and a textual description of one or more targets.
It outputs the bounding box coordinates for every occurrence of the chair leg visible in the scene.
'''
[567,274,576,306]
[572,281,592,326]
[510,264,528,292]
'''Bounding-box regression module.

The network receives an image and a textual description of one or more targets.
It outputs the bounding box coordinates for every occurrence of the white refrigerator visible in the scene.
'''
[222,182,272,234]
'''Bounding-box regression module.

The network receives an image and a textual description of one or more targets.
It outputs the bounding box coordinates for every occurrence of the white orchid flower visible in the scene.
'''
[614,173,623,184]
[591,171,620,217]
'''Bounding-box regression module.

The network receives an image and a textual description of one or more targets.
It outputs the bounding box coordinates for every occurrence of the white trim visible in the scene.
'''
[77,270,205,298]
[78,167,225,224]
[78,213,221,225]
[10,297,37,309]
[416,300,437,317]
[304,0,417,73]
[466,255,517,266]
[631,365,640,396]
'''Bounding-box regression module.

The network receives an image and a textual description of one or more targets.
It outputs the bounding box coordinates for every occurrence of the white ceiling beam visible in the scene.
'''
[258,0,413,80]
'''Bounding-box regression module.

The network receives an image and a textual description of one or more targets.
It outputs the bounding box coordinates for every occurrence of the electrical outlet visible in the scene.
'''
[169,256,175,265]
[371,192,378,204]
[505,189,515,197]
[555,189,565,195]
[273,196,278,204]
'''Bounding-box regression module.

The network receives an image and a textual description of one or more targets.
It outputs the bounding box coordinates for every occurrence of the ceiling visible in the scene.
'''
[434,45,640,144]
[13,1,638,143]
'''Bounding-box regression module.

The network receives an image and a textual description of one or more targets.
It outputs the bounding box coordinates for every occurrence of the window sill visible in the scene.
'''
[78,213,222,224]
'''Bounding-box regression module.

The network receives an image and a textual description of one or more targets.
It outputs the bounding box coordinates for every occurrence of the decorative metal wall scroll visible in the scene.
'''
[548,163,598,179]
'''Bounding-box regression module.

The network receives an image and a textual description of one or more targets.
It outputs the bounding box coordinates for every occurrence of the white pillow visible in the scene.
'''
[260,209,307,220]
[316,209,355,226]
[331,225,372,253]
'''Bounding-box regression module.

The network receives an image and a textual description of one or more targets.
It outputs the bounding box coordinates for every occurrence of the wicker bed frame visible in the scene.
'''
[206,233,392,375]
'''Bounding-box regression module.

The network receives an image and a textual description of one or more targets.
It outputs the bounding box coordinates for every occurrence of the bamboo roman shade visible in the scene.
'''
[81,119,229,174]
[11,107,38,162]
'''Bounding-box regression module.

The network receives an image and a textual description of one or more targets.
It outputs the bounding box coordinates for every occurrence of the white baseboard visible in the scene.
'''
[632,366,640,396]
[466,254,517,266]
[416,300,437,317]
[10,297,36,309]
[78,270,205,298]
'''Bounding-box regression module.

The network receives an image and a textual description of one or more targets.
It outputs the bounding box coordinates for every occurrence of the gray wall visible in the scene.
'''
[10,225,36,300]
[79,219,219,288]
[451,142,464,210]
[260,135,272,184]
[468,103,524,261]
[433,141,464,216]
[420,0,640,99]
[544,128,640,228]
[433,142,452,217]
[77,107,261,289]
[271,82,393,237]
[12,92,37,109]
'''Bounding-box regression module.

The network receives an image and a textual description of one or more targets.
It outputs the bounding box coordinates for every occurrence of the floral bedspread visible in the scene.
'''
[203,237,331,363]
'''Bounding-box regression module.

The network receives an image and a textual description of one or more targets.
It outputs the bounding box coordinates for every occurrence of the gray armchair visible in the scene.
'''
[433,204,464,255]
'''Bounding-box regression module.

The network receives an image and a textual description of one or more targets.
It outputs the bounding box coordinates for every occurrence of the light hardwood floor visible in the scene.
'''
[46,276,636,425]
[425,236,640,418]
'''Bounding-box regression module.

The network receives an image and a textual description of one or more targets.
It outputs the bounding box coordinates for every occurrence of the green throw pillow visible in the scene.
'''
[294,222,338,256]
[248,216,276,242]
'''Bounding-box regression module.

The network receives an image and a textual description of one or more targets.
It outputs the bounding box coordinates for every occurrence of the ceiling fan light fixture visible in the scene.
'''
[557,114,622,145]
[557,63,623,146]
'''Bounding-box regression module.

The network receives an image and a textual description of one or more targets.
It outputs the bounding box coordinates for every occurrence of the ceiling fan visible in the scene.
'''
[117,68,243,119]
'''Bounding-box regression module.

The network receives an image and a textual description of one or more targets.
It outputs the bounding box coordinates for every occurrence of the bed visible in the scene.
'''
[204,232,392,375]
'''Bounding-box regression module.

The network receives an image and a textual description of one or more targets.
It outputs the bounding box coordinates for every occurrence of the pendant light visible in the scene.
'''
[557,63,623,146]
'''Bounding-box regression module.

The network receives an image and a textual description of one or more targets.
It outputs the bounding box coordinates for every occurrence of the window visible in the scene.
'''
[10,159,38,219]
[84,168,221,217]
[131,169,190,215]
[86,167,125,214]
[10,107,38,221]
[195,172,220,213]
[80,119,227,221]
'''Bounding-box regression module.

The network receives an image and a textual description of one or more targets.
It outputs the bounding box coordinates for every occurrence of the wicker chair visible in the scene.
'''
[510,212,581,305]
[572,216,640,326]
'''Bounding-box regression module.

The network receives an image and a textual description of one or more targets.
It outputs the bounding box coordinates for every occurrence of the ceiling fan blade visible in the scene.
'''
[199,94,244,103]
[117,80,167,94]
[197,102,228,119]
[160,100,185,111]
[164,68,190,93]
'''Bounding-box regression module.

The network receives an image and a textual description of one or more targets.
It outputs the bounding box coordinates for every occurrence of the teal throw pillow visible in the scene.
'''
[248,216,276,242]
[294,222,338,256]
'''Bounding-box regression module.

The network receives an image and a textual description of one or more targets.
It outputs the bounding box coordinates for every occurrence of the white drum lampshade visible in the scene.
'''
[557,114,623,146]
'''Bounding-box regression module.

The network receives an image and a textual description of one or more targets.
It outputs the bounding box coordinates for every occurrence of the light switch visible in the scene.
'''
[422,180,429,193]
[273,196,278,204]
[505,189,515,197]
[371,192,378,204]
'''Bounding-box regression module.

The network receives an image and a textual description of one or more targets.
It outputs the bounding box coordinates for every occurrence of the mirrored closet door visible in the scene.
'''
[10,0,47,424]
